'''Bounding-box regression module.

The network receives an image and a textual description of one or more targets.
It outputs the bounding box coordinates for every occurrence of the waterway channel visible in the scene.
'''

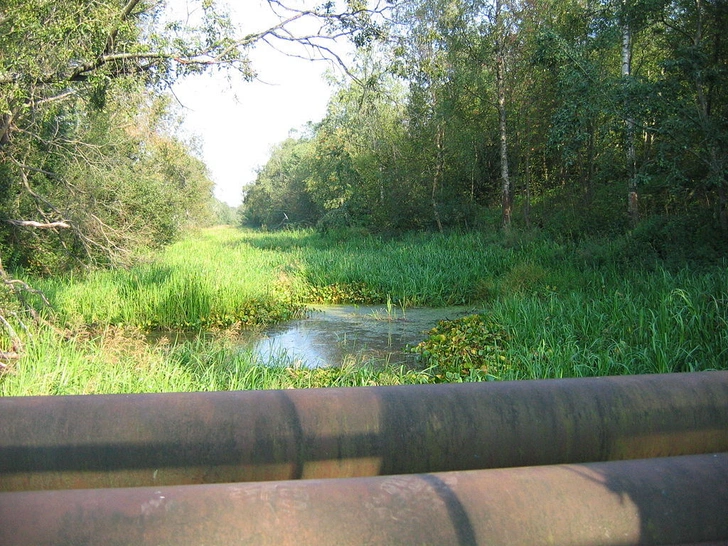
[240,304,476,368]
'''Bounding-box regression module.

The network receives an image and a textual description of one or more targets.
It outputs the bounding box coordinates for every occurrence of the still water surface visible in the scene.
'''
[243,305,475,368]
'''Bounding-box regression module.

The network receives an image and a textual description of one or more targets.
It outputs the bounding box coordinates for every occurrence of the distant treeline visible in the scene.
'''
[241,0,727,258]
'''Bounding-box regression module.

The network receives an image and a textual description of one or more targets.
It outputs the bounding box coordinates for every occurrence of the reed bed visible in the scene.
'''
[0,326,433,396]
[2,225,726,395]
[33,227,306,329]
[491,267,728,379]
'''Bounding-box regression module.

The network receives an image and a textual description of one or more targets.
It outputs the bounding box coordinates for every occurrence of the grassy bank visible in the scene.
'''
[1,327,433,396]
[31,227,308,330]
[1,226,726,395]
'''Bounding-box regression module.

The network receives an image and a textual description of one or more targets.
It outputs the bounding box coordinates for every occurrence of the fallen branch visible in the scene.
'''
[6,219,71,229]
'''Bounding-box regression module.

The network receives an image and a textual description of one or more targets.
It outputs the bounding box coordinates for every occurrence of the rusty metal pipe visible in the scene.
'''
[1,372,727,491]
[1,453,726,545]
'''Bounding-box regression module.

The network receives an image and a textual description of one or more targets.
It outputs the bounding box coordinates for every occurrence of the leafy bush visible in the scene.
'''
[629,213,728,267]
[316,207,352,235]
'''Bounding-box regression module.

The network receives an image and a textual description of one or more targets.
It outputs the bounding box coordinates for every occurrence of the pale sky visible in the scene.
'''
[172,1,343,207]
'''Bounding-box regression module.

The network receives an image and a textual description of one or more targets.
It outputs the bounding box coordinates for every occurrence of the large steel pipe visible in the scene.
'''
[1,453,726,545]
[1,372,727,491]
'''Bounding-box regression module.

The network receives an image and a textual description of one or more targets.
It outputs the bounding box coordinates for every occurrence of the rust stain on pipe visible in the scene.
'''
[0,453,726,545]
[1,371,727,491]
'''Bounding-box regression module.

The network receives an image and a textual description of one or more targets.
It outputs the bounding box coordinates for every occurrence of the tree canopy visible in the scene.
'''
[2,0,726,276]
[242,0,727,253]
[0,0,386,272]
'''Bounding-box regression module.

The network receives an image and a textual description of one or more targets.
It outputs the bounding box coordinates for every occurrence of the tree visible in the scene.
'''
[0,0,389,254]
[492,0,515,230]
[654,0,728,232]
[242,137,321,229]
[0,0,393,342]
[390,0,455,232]
[244,0,725,244]
[620,1,640,225]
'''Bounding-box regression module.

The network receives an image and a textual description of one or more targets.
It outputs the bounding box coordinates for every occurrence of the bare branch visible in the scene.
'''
[5,220,71,229]
[30,89,79,107]
[0,255,51,308]
[0,314,23,362]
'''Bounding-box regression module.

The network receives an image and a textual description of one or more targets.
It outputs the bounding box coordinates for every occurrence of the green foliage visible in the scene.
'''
[241,138,321,229]
[629,213,728,267]
[239,0,728,245]
[209,199,238,225]
[0,89,215,272]
[410,314,509,378]
[316,207,352,234]
[0,0,259,278]
[301,281,384,304]
[3,226,727,395]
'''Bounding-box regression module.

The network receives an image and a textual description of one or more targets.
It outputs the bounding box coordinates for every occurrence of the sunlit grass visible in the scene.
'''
[2,225,726,396]
[32,226,306,329]
[490,268,728,379]
[0,325,434,396]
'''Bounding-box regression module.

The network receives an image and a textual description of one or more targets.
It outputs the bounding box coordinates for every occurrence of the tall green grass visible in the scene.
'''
[32,227,307,329]
[491,267,728,379]
[292,231,515,306]
[30,227,524,327]
[2,225,726,396]
[0,326,433,396]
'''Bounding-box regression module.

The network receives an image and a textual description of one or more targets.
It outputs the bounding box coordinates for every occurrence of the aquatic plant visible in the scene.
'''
[410,314,509,379]
[2,226,726,396]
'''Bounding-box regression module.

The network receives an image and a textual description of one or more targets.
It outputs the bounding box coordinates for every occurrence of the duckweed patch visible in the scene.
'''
[410,314,510,379]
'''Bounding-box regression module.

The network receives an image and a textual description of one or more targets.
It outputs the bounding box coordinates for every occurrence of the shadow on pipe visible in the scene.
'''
[0,453,726,545]
[1,372,727,491]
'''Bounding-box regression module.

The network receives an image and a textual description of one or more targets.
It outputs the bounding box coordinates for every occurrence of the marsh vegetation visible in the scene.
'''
[1,1,727,396]
[2,226,725,396]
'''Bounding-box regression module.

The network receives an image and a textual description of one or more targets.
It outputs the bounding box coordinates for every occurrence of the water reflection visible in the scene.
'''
[244,305,474,368]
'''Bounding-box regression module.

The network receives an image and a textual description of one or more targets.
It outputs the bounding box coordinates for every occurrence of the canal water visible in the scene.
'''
[242,304,476,368]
